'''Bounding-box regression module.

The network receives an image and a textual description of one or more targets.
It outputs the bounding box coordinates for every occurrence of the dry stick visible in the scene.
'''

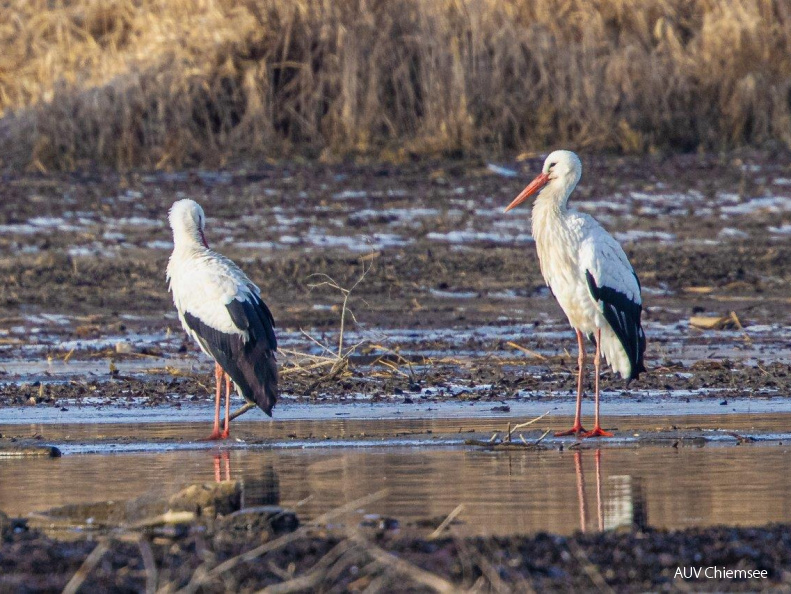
[307,262,371,358]
[428,504,465,540]
[62,541,110,594]
[369,343,416,380]
[505,411,551,441]
[346,531,457,594]
[173,490,390,594]
[506,341,547,361]
[533,428,552,445]
[265,560,293,582]
[278,347,337,362]
[137,537,158,594]
[280,360,336,375]
[299,329,339,359]
[357,569,394,594]
[375,358,410,378]
[729,310,752,343]
[470,545,516,594]
[255,540,358,594]
[567,540,615,594]
[229,401,256,422]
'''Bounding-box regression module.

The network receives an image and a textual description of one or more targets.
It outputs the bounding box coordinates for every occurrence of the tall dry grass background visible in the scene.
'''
[0,0,790,170]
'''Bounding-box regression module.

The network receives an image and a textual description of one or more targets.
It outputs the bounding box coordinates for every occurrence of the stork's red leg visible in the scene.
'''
[555,330,588,436]
[221,373,231,439]
[583,329,614,438]
[206,362,225,440]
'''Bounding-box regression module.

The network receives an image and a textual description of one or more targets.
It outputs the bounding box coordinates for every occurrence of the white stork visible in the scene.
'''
[505,150,646,438]
[167,199,278,440]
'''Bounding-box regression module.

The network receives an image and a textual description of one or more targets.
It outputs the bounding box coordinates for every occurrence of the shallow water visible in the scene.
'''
[4,400,791,428]
[2,444,791,537]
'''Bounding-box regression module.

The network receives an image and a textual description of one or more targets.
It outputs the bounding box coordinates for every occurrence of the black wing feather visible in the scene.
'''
[585,270,646,380]
[184,294,278,415]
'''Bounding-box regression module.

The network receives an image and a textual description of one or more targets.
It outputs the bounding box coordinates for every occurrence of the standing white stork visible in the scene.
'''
[167,199,278,440]
[504,150,646,438]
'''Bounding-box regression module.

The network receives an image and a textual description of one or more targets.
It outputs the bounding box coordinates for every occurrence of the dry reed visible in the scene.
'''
[1,0,790,170]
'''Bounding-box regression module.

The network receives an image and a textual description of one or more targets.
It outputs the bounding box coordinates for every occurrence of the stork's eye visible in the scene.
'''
[547,162,556,172]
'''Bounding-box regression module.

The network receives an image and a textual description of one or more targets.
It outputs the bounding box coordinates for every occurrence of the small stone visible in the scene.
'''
[169,481,242,518]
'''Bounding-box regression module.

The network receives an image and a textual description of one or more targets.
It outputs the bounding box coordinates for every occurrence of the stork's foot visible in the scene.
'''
[555,424,587,437]
[220,428,230,439]
[205,430,228,441]
[582,426,614,438]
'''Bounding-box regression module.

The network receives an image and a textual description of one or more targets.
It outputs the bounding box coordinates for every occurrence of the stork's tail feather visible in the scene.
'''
[234,343,278,416]
[600,323,646,382]
[627,326,647,381]
[250,355,278,416]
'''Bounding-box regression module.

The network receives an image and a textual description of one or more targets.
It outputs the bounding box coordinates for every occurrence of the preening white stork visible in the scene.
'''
[505,150,646,438]
[167,199,278,440]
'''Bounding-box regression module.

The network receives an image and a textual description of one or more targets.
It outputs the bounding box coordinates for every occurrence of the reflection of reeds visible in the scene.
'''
[1,0,789,170]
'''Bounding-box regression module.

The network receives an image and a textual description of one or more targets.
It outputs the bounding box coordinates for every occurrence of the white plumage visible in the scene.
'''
[505,150,645,438]
[169,247,258,346]
[167,199,278,440]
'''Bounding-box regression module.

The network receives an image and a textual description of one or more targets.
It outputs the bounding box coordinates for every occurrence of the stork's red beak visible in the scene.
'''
[199,229,209,248]
[504,172,550,212]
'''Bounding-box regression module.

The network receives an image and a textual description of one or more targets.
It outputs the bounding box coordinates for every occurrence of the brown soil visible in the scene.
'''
[2,151,791,407]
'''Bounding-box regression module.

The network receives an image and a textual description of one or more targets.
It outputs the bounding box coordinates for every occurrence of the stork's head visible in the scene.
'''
[504,150,582,212]
[169,199,209,248]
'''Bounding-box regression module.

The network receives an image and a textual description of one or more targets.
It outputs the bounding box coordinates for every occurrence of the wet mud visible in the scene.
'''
[3,151,791,410]
[1,506,788,592]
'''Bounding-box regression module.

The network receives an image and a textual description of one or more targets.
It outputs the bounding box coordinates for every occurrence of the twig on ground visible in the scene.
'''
[534,428,552,445]
[567,540,615,594]
[428,504,465,540]
[506,411,551,440]
[63,541,110,594]
[506,341,547,361]
[346,531,457,594]
[138,537,158,594]
[256,541,357,594]
[229,401,256,422]
[729,311,752,343]
[172,490,389,594]
[307,261,371,359]
[466,412,552,450]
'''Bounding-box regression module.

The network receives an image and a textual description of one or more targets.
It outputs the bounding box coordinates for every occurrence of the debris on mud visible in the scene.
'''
[0,439,61,458]
[1,502,787,592]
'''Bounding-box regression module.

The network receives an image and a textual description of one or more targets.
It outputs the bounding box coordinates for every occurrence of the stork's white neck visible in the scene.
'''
[171,224,208,254]
[531,177,577,230]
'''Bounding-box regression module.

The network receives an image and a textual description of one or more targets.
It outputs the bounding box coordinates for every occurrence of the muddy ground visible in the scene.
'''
[2,150,791,406]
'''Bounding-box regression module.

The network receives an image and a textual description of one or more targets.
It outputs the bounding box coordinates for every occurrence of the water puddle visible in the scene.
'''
[2,444,791,536]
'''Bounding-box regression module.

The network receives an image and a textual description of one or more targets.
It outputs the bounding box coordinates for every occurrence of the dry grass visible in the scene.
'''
[1,0,790,170]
